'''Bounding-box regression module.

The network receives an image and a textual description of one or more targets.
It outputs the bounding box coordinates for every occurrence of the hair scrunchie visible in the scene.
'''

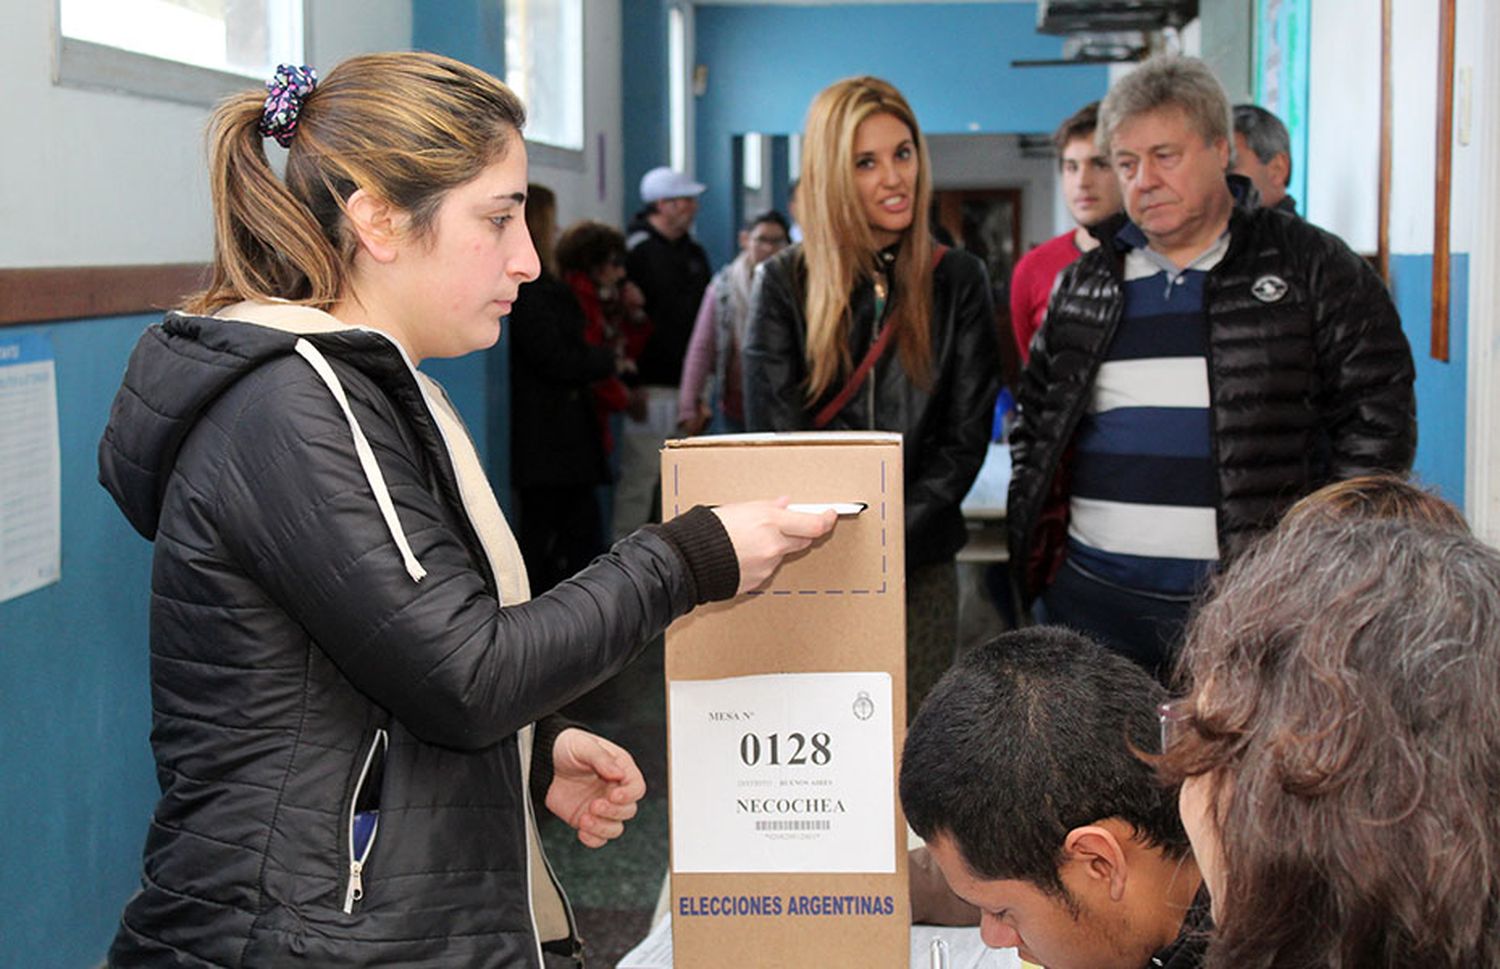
[258,64,318,147]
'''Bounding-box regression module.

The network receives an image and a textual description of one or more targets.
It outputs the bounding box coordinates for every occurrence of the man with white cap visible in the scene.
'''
[614,167,713,537]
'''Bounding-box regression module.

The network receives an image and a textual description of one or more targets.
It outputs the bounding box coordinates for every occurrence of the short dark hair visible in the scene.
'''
[745,209,790,234]
[1052,101,1101,157]
[1232,104,1292,185]
[901,627,1189,899]
[556,220,626,276]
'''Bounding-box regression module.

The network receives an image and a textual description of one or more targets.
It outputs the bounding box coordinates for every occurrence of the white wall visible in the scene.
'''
[1305,0,1381,252]
[1459,0,1500,538]
[927,133,1062,252]
[1307,0,1485,256]
[528,0,625,230]
[0,1,410,268]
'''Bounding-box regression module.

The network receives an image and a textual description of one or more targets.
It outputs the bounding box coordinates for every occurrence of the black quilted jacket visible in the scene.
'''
[1008,191,1416,603]
[98,310,737,967]
[743,244,1001,568]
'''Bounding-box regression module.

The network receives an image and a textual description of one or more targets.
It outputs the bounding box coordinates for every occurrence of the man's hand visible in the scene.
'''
[545,728,646,848]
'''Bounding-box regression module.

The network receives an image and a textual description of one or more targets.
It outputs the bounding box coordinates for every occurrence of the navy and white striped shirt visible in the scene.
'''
[1065,224,1228,597]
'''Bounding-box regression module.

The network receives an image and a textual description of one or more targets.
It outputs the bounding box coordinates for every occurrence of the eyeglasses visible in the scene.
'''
[1157,698,1195,755]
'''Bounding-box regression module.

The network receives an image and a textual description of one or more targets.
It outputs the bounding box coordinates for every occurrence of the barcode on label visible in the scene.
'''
[754,820,831,831]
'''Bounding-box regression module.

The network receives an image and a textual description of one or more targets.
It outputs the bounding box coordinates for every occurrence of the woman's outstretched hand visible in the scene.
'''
[545,728,646,848]
[711,497,838,594]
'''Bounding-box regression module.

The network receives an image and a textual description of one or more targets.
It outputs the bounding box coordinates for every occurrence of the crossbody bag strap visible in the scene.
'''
[812,244,949,429]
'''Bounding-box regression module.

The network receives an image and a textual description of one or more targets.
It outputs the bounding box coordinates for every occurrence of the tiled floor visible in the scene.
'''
[542,638,671,967]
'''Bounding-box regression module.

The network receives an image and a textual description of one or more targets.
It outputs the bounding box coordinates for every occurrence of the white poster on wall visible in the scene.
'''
[0,333,61,604]
[669,671,895,874]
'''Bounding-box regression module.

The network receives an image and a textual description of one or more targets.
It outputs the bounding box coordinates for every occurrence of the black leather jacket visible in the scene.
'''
[1008,190,1416,602]
[98,310,737,967]
[743,244,1001,567]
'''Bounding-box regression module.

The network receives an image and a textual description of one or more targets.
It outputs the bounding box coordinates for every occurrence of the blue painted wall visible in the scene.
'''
[1390,252,1469,507]
[622,0,673,222]
[412,0,504,76]
[691,3,1108,264]
[413,0,510,496]
[0,317,163,965]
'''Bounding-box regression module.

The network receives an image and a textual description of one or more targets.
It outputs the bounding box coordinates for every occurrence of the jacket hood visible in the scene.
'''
[98,303,404,541]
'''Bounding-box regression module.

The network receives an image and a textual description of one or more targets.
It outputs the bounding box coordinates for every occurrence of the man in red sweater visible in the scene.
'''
[1009,102,1123,362]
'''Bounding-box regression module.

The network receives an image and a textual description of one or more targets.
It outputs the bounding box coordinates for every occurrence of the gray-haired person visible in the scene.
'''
[1163,517,1500,967]
[1231,104,1295,213]
[1008,55,1415,679]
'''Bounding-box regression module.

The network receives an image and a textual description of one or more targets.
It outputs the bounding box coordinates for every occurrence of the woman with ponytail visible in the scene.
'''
[98,52,833,968]
[743,76,1000,719]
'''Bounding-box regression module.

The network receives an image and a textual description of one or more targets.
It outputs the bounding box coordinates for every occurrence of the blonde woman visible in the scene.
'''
[744,76,1000,717]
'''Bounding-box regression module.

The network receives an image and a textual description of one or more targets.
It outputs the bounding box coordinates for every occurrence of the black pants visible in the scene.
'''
[516,485,606,596]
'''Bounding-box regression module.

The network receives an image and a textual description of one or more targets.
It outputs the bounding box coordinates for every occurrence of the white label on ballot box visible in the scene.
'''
[670,672,895,873]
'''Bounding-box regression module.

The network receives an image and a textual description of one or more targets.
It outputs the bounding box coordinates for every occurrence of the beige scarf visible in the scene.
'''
[415,374,571,944]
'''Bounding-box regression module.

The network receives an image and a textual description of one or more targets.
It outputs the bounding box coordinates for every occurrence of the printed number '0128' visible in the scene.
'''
[739,732,832,767]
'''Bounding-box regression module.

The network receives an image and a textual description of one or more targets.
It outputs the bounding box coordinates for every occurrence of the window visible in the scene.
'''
[505,0,584,152]
[741,132,763,191]
[668,5,687,172]
[56,0,303,106]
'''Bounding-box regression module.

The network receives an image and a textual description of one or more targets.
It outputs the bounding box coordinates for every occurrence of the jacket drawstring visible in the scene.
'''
[293,339,427,583]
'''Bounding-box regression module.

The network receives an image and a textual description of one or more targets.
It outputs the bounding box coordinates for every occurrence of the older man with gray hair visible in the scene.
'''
[1008,56,1415,679]
[1231,104,1295,213]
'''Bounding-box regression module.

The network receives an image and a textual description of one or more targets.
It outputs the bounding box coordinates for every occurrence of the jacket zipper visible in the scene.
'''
[521,730,580,966]
[342,728,389,914]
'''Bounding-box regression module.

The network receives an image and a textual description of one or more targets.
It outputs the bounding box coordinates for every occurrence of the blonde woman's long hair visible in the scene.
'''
[799,76,935,401]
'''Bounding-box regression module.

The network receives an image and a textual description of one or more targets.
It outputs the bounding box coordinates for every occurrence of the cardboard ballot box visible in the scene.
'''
[661,432,910,968]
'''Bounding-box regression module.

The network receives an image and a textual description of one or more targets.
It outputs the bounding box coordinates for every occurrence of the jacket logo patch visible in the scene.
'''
[1251,275,1289,303]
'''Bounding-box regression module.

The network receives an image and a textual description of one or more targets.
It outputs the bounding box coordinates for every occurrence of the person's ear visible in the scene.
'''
[1063,824,1129,902]
[737,229,750,250]
[1213,136,1231,172]
[344,188,406,264]
[1270,151,1292,189]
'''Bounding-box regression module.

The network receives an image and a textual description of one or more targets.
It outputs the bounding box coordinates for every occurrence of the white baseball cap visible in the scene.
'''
[640,166,706,203]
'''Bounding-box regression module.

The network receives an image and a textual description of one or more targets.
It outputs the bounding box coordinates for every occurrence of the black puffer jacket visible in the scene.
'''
[743,245,1001,567]
[1008,191,1416,602]
[97,307,737,967]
